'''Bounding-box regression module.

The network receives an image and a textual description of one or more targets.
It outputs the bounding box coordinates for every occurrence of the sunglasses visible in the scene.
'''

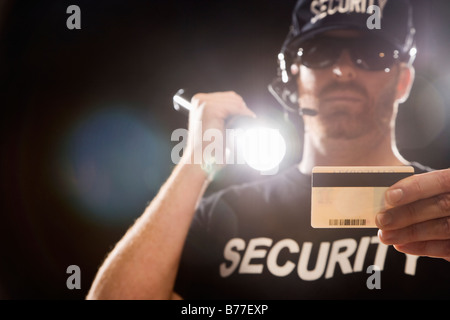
[296,36,405,71]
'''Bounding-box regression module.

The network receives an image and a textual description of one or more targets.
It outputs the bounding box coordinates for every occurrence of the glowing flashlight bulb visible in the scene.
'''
[240,127,286,174]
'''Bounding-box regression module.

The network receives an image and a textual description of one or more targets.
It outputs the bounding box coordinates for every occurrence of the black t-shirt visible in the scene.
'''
[175,163,450,299]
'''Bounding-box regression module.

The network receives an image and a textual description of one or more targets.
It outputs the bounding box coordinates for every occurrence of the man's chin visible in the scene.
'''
[322,121,367,140]
[324,125,374,140]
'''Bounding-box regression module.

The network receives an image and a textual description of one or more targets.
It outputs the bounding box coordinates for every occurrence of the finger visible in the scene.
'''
[213,92,256,118]
[199,91,248,109]
[393,241,450,262]
[385,169,450,207]
[376,193,450,230]
[378,216,450,245]
[192,92,256,119]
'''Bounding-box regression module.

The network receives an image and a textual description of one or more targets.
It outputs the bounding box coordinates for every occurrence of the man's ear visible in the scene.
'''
[396,64,415,103]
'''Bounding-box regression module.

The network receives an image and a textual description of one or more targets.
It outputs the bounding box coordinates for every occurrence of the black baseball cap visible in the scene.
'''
[282,0,416,58]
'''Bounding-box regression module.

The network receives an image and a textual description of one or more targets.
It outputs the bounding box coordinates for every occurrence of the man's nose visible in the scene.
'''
[332,50,357,81]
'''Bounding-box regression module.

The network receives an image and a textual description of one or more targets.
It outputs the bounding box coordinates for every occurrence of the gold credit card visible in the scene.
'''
[311,166,414,228]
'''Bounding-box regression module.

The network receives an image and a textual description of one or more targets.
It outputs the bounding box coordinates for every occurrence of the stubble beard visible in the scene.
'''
[320,78,399,141]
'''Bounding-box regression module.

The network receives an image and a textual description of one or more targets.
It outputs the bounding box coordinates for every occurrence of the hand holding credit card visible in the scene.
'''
[311,166,414,228]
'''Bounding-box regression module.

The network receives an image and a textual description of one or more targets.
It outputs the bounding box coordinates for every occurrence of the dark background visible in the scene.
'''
[0,0,449,299]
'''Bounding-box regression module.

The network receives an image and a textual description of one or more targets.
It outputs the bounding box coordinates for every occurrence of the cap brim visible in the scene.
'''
[285,23,403,54]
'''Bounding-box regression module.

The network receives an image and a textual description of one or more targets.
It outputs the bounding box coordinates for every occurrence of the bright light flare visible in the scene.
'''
[237,126,287,173]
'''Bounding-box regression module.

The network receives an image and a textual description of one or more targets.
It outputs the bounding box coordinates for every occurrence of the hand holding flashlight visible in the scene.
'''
[174,89,258,175]
[173,89,287,175]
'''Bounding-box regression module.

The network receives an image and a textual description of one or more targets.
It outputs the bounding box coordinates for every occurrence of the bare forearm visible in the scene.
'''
[87,91,254,299]
[86,160,209,299]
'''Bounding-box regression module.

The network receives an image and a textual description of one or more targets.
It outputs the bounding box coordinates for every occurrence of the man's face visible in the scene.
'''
[295,30,409,141]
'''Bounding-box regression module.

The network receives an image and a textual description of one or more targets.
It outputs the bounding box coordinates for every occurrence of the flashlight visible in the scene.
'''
[173,89,286,174]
